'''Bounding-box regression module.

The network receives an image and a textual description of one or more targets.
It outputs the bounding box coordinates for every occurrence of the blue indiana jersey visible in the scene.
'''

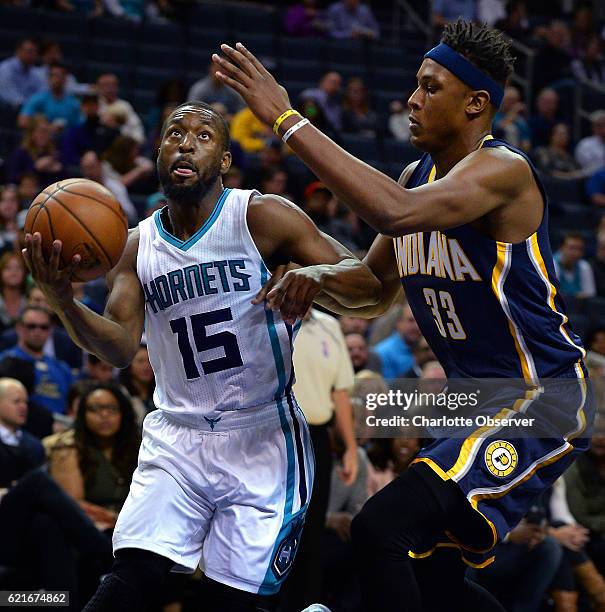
[396,136,585,382]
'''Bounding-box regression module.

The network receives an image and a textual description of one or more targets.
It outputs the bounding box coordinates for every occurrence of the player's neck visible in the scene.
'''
[431,127,493,180]
[166,182,225,241]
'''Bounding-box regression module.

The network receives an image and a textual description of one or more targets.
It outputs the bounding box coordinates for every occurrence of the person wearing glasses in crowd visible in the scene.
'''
[0,306,73,415]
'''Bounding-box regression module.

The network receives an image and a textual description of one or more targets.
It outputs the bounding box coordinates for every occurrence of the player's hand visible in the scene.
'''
[265,266,325,325]
[212,43,292,128]
[337,445,359,486]
[252,262,300,306]
[22,232,81,310]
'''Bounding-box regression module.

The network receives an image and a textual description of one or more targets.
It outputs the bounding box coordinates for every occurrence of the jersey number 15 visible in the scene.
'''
[170,307,243,379]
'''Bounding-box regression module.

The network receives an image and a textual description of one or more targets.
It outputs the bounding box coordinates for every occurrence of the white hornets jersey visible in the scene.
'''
[136,188,297,419]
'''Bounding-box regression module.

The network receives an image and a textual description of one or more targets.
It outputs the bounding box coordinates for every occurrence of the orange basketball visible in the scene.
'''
[25,178,129,282]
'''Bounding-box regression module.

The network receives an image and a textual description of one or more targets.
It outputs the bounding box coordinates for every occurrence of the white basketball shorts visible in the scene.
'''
[113,394,314,595]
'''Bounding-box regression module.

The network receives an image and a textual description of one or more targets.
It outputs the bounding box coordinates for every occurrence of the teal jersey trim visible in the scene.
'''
[153,188,231,251]
[259,262,298,594]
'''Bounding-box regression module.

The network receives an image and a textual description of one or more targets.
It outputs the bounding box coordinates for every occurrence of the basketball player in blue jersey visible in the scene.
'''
[215,19,595,611]
[21,101,381,611]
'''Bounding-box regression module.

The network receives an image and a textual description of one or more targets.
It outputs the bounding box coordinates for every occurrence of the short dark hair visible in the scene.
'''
[440,19,515,86]
[562,232,585,244]
[48,62,67,73]
[161,101,231,151]
[19,305,52,324]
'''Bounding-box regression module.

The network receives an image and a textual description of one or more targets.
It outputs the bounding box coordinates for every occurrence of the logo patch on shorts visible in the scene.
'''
[484,440,518,478]
[272,518,304,578]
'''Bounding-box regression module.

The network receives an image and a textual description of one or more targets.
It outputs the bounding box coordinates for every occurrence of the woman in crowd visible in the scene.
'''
[532,123,581,178]
[0,252,28,333]
[0,185,19,255]
[101,135,154,191]
[118,343,155,423]
[45,382,140,531]
[6,115,64,185]
[341,77,379,137]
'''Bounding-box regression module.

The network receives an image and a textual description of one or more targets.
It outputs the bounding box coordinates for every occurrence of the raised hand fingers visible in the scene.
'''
[212,54,248,96]
[220,44,259,79]
[235,42,271,77]
[48,240,62,276]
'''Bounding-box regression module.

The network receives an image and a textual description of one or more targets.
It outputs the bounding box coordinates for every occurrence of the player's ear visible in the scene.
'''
[466,90,491,119]
[220,150,232,175]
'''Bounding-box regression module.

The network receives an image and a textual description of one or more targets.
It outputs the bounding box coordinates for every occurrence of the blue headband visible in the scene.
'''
[424,43,504,108]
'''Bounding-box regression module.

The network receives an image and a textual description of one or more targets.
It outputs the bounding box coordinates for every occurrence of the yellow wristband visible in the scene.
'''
[273,109,300,135]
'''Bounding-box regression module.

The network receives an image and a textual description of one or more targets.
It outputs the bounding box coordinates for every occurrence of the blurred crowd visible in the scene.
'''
[0,0,605,611]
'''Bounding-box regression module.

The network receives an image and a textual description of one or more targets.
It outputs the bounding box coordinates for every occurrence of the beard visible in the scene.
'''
[158,160,221,207]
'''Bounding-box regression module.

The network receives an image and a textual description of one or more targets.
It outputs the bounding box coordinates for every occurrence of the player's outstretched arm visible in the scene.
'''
[213,44,531,237]
[23,229,144,368]
[248,194,381,323]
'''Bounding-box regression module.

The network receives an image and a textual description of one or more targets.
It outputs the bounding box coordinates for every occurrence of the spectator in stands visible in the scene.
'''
[118,344,155,423]
[18,63,81,131]
[0,377,45,479]
[284,0,327,37]
[96,73,145,144]
[570,4,595,59]
[589,234,605,298]
[101,135,154,193]
[16,172,40,208]
[554,233,597,299]
[566,416,605,578]
[468,516,564,612]
[585,327,605,375]
[431,0,476,29]
[0,186,19,256]
[301,71,343,132]
[144,78,185,135]
[45,383,140,530]
[326,0,379,40]
[388,99,410,142]
[61,94,119,168]
[572,35,605,85]
[187,63,245,116]
[533,20,573,92]
[82,354,115,384]
[494,0,531,44]
[259,167,292,200]
[401,336,436,378]
[33,40,91,97]
[79,150,137,223]
[0,38,44,110]
[493,85,531,152]
[374,304,422,383]
[575,110,605,176]
[341,77,379,137]
[366,436,422,496]
[529,88,562,148]
[339,314,370,337]
[230,105,273,153]
[6,115,64,185]
[547,477,605,612]
[0,252,27,333]
[0,286,83,371]
[345,332,381,374]
[588,166,605,207]
[297,95,338,139]
[532,123,581,178]
[0,306,73,415]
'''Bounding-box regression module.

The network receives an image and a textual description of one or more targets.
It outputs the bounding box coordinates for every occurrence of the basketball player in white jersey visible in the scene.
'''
[22,101,381,611]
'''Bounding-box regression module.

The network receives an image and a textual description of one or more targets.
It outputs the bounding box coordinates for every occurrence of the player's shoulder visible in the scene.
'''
[249,193,299,214]
[248,193,306,232]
